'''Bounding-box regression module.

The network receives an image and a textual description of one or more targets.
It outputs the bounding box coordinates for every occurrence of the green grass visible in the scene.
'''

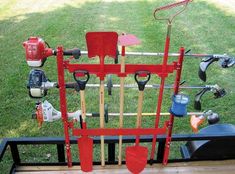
[0,0,235,173]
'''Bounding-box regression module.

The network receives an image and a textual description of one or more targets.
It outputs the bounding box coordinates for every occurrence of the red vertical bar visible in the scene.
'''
[162,47,185,165]
[162,37,170,67]
[149,29,171,163]
[56,46,72,167]
[149,76,166,163]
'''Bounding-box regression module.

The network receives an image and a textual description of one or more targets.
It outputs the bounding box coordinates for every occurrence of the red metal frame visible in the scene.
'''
[64,62,177,77]
[163,47,185,164]
[56,44,185,168]
[73,127,167,136]
[56,46,73,167]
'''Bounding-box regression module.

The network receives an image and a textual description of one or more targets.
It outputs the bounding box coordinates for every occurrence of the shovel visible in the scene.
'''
[126,71,151,174]
[118,34,141,165]
[73,70,93,172]
[86,32,118,166]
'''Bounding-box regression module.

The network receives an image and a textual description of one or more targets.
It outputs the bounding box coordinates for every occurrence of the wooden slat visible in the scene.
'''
[15,160,235,174]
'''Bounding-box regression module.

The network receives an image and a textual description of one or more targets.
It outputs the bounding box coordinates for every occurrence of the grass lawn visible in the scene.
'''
[0,0,235,173]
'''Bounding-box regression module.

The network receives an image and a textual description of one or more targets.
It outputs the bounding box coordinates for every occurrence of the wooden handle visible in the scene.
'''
[136,91,144,128]
[118,55,125,165]
[80,90,86,122]
[100,80,105,166]
[100,81,105,128]
[134,91,144,146]
[120,55,125,72]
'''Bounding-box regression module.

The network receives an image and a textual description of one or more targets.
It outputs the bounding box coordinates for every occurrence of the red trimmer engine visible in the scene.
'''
[23,37,53,67]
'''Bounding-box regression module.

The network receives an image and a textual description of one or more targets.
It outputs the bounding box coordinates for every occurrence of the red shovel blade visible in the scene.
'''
[126,146,148,174]
[86,32,118,59]
[78,136,93,172]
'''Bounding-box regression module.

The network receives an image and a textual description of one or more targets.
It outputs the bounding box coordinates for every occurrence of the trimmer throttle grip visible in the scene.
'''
[63,48,81,59]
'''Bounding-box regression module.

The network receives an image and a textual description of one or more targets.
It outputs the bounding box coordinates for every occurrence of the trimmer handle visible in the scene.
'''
[134,71,151,91]
[73,70,90,90]
[54,48,81,59]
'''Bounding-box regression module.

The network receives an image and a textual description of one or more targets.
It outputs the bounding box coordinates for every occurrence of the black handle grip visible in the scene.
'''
[114,47,119,64]
[107,75,113,95]
[104,104,109,123]
[54,48,81,59]
[73,70,90,90]
[91,105,109,123]
[198,57,219,82]
[134,71,151,91]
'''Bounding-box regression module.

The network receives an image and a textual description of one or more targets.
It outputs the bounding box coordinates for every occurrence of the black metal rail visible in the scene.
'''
[1,133,235,173]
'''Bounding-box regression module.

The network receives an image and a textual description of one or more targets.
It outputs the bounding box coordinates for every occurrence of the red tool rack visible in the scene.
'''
[55,44,185,168]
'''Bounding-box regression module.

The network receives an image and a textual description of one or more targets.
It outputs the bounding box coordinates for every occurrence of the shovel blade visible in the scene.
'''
[126,146,148,174]
[86,32,118,59]
[78,136,93,172]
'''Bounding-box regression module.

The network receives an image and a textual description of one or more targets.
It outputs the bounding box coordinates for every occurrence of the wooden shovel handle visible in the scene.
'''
[100,80,105,166]
[136,91,144,128]
[118,55,126,165]
[80,90,86,122]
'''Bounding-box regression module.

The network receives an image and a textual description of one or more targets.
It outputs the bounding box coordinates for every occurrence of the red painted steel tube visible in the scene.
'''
[149,32,171,162]
[73,127,167,136]
[56,47,72,167]
[162,47,185,165]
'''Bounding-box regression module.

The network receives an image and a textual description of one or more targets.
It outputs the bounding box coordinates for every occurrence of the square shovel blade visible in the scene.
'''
[86,32,118,59]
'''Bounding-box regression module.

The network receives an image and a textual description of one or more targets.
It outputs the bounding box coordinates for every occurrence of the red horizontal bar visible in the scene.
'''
[65,63,177,77]
[72,128,167,136]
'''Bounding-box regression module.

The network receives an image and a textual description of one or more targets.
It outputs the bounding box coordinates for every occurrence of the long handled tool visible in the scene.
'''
[149,0,192,164]
[126,71,151,174]
[73,70,93,172]
[118,34,141,165]
[86,32,118,167]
